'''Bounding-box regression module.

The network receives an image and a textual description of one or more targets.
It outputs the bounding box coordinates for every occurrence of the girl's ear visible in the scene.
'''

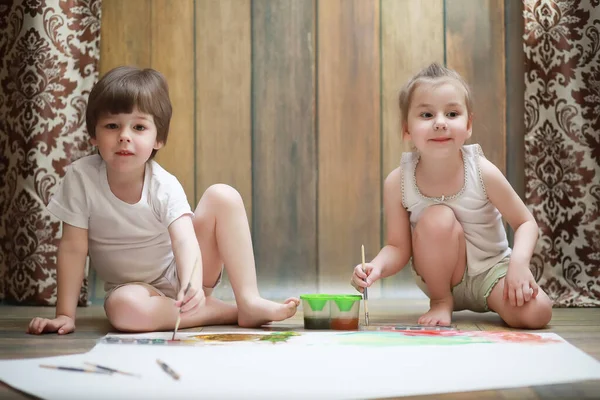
[467,114,473,138]
[401,123,410,140]
[90,137,97,146]
[154,141,164,150]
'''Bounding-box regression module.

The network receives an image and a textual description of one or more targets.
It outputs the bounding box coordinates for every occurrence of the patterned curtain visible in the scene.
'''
[0,0,101,305]
[524,0,600,306]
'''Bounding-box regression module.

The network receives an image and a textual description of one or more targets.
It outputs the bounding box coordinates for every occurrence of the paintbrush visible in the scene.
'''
[172,254,200,340]
[40,364,112,375]
[157,359,180,380]
[84,362,141,377]
[361,244,369,326]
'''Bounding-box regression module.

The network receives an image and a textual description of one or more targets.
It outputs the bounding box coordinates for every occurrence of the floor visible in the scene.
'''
[1,299,599,399]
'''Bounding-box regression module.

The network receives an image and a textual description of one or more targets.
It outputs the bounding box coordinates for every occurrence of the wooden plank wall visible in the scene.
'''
[252,0,317,296]
[93,0,507,302]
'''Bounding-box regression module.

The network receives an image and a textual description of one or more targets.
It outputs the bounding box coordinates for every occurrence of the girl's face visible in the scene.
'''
[91,108,163,175]
[403,81,472,158]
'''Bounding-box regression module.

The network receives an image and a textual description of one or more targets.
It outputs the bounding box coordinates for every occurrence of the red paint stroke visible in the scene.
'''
[377,328,560,344]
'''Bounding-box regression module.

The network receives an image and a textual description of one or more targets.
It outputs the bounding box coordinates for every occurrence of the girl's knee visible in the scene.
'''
[506,295,553,329]
[526,295,553,328]
[414,205,460,239]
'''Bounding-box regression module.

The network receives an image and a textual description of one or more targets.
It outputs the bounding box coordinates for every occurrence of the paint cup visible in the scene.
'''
[330,295,362,330]
[300,294,332,329]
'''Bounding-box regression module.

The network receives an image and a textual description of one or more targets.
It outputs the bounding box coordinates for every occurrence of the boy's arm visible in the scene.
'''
[168,215,202,292]
[371,167,413,278]
[479,157,538,267]
[56,223,89,319]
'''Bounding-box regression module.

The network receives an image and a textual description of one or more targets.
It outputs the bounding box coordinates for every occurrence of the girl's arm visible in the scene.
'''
[479,157,540,305]
[371,167,413,278]
[479,157,538,266]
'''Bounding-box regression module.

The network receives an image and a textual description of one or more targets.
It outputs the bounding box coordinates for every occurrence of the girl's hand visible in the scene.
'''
[503,266,539,307]
[175,284,206,314]
[27,315,75,335]
[351,263,381,293]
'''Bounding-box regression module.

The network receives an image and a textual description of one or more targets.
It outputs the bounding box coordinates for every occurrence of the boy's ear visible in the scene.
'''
[154,141,164,150]
[90,137,97,146]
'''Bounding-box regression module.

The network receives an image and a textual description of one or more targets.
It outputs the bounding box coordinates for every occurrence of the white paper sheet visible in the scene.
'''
[1,331,599,400]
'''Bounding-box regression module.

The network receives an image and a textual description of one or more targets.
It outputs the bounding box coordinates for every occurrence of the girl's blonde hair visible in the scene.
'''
[398,63,473,132]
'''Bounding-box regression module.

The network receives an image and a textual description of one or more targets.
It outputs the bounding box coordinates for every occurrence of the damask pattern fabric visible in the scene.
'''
[0,0,101,305]
[524,0,600,306]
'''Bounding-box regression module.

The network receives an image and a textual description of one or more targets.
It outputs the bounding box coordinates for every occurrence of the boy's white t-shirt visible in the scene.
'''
[47,154,193,289]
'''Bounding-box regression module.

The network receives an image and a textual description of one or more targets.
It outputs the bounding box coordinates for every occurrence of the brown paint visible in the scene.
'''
[330,318,359,330]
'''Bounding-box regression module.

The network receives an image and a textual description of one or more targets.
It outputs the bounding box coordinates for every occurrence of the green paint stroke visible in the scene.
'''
[259,332,300,343]
[334,332,493,347]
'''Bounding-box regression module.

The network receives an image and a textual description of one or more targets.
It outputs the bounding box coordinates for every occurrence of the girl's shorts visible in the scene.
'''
[412,256,510,312]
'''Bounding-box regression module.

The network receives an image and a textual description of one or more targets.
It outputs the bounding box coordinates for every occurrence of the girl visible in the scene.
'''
[351,63,552,329]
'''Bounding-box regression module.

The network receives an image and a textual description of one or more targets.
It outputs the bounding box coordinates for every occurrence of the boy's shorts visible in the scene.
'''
[104,262,223,301]
[412,256,510,312]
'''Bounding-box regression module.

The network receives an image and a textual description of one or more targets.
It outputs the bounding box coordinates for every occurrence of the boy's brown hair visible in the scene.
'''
[398,62,473,133]
[86,66,172,159]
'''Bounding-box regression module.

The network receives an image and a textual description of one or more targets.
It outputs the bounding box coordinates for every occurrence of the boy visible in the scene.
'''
[28,66,299,334]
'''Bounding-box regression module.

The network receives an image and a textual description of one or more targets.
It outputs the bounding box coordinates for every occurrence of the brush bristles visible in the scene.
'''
[172,315,181,340]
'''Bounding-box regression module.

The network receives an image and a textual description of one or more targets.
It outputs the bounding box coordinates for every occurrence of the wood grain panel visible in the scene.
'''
[196,1,251,300]
[99,0,152,73]
[252,1,317,295]
[446,0,506,173]
[96,0,153,302]
[151,0,195,204]
[380,0,445,295]
[318,0,380,294]
[195,0,252,213]
[505,0,525,245]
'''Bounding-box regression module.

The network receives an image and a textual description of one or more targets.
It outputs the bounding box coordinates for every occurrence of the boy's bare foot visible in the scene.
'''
[418,297,453,326]
[237,297,299,328]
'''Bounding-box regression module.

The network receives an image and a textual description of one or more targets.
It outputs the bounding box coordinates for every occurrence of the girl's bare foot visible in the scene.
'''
[237,297,299,328]
[418,297,453,326]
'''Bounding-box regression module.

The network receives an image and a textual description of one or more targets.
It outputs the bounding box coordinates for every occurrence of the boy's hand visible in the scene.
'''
[27,315,75,335]
[503,265,539,307]
[351,263,381,293]
[175,284,206,314]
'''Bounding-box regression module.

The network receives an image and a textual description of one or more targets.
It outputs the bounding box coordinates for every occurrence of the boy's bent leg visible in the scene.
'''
[105,284,237,332]
[193,184,298,328]
[486,278,553,329]
[412,205,466,326]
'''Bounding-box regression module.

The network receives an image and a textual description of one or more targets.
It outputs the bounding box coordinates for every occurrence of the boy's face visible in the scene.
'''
[403,81,472,158]
[91,108,163,173]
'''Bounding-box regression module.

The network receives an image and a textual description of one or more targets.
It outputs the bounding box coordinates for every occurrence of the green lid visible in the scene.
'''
[300,294,332,311]
[333,295,362,312]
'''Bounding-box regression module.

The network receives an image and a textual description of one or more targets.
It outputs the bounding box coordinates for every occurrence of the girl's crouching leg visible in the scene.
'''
[487,278,553,329]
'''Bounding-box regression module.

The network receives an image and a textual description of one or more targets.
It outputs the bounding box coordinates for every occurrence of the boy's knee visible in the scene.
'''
[105,292,150,332]
[204,184,243,208]
[415,205,459,239]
